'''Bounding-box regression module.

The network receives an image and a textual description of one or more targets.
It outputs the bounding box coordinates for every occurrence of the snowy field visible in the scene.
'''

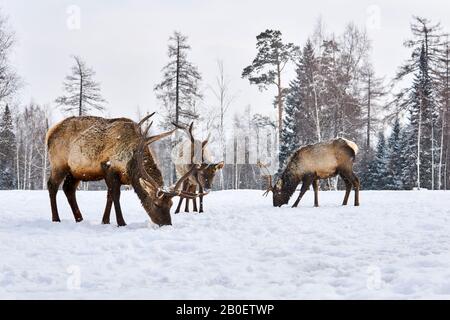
[1,189,450,299]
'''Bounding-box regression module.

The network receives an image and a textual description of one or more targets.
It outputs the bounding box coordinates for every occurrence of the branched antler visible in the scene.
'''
[257,161,274,197]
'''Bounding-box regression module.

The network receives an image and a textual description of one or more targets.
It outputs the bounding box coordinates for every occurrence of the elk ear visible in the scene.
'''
[139,178,154,191]
[215,161,224,170]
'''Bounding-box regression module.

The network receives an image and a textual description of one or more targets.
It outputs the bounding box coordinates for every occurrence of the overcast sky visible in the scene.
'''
[1,0,449,124]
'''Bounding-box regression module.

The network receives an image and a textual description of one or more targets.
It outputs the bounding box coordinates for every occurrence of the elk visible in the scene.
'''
[46,113,201,227]
[260,138,360,208]
[172,122,224,213]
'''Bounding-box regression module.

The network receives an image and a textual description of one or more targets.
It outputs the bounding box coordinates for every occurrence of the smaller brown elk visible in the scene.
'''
[173,122,224,213]
[260,138,360,208]
[46,113,200,227]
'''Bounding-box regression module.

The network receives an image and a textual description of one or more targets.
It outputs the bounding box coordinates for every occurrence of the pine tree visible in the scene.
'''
[394,17,443,189]
[398,125,417,189]
[367,132,388,189]
[408,45,436,189]
[0,104,16,189]
[279,96,299,170]
[154,31,202,128]
[386,118,404,190]
[242,29,298,150]
[55,55,106,116]
[280,40,319,170]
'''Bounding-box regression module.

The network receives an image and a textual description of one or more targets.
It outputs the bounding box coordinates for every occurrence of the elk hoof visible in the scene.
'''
[52,219,61,223]
[75,217,83,223]
[117,222,127,227]
[102,220,110,225]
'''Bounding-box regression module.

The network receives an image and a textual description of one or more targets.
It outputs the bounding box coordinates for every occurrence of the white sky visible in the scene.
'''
[1,0,449,124]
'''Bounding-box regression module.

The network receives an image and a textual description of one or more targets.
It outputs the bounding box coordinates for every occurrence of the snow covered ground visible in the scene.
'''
[1,189,450,299]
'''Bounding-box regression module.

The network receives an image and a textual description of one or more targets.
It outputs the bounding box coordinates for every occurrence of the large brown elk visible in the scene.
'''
[172,123,224,213]
[260,138,360,208]
[46,113,201,227]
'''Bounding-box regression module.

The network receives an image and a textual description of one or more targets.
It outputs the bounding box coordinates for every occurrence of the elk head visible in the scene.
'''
[130,117,204,226]
[196,161,225,192]
[257,161,288,207]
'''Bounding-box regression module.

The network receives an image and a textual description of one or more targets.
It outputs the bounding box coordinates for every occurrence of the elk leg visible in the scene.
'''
[105,173,126,227]
[341,174,352,206]
[175,181,187,214]
[350,173,360,206]
[312,179,319,207]
[292,175,313,208]
[184,182,191,212]
[62,173,83,222]
[191,185,198,212]
[102,190,113,224]
[198,184,204,213]
[175,196,184,214]
[47,169,67,222]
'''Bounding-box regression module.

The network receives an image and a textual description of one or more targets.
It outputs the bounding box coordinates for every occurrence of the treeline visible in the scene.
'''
[0,9,449,191]
[262,17,449,190]
[0,103,50,190]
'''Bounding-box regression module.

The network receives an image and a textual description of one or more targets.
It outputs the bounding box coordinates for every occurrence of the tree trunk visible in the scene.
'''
[79,73,83,116]
[367,74,371,149]
[438,111,445,190]
[312,84,321,142]
[175,38,180,125]
[417,93,422,190]
[16,139,20,190]
[276,61,283,155]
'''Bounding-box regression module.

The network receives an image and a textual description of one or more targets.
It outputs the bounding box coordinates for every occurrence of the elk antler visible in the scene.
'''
[172,122,196,163]
[137,121,205,199]
[170,121,213,198]
[137,112,156,128]
[257,161,274,197]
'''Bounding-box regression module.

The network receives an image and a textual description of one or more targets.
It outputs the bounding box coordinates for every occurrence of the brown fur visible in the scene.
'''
[273,138,360,207]
[46,116,171,226]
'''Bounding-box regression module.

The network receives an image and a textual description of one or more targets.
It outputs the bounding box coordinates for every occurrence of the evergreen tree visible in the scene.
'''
[408,45,436,189]
[154,31,202,128]
[398,125,417,189]
[367,132,388,189]
[0,104,16,189]
[242,29,298,149]
[394,17,443,189]
[386,118,404,190]
[280,40,319,170]
[55,56,106,116]
[279,95,299,170]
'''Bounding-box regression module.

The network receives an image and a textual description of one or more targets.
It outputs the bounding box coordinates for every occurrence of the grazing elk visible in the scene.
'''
[173,122,224,213]
[260,138,360,208]
[46,113,200,227]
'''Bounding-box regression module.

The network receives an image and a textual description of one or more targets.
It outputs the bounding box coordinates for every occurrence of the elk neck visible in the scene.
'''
[279,161,302,200]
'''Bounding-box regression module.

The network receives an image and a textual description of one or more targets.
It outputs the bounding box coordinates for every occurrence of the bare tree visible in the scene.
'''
[0,9,20,103]
[207,60,238,188]
[55,55,106,116]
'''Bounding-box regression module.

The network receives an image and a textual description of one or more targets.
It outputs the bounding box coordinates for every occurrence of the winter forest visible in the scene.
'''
[0,10,449,192]
[2,1,450,302]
